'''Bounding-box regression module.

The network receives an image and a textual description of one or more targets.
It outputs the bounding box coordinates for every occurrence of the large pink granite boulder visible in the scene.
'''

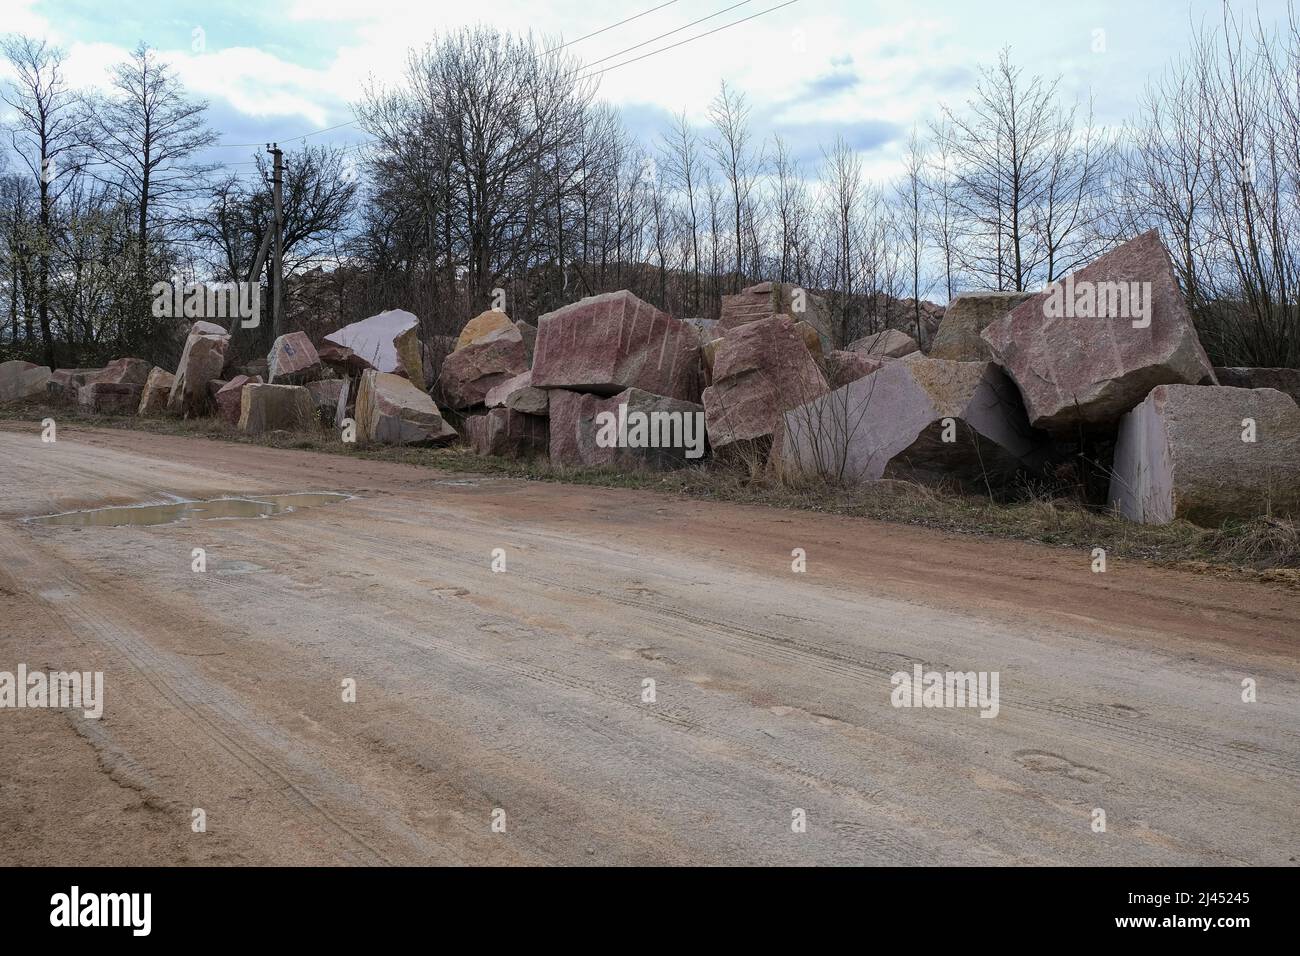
[982,231,1217,430]
[355,369,457,445]
[548,387,706,469]
[778,358,1043,489]
[929,292,1034,361]
[88,357,152,386]
[137,367,176,415]
[215,375,261,425]
[846,329,919,359]
[47,368,99,404]
[1108,384,1300,526]
[720,281,833,347]
[236,383,315,435]
[437,323,528,409]
[484,369,549,416]
[531,291,704,402]
[457,310,515,349]
[78,382,143,414]
[0,360,51,403]
[267,331,323,384]
[321,309,424,382]
[465,407,548,459]
[823,350,885,389]
[702,315,829,449]
[168,321,230,417]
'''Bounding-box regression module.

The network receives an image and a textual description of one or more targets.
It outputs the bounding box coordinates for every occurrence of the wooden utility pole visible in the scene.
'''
[268,143,284,338]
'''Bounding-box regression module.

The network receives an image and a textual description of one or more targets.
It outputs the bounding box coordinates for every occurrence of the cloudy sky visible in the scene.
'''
[2,0,1287,178]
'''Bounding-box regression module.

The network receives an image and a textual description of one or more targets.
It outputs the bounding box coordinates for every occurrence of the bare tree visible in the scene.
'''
[707,81,759,293]
[2,35,88,366]
[83,42,217,303]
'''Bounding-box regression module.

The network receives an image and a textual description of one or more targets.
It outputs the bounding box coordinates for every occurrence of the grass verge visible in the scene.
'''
[4,402,1297,585]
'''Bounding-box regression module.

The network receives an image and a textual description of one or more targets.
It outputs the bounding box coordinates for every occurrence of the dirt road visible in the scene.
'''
[1,422,1297,865]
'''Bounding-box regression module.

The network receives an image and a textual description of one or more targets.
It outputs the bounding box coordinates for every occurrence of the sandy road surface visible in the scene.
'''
[0,422,1297,865]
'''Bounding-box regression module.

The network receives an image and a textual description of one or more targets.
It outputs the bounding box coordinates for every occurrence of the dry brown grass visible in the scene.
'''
[4,401,1296,581]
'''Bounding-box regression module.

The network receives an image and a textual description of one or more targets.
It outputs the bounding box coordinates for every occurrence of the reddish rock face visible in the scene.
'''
[78,382,144,415]
[846,329,919,359]
[465,407,548,459]
[702,315,829,449]
[982,230,1216,430]
[436,325,528,409]
[88,357,152,386]
[778,358,1043,490]
[168,322,230,417]
[720,282,833,348]
[137,367,176,415]
[531,291,704,403]
[823,350,885,389]
[267,331,323,384]
[215,375,262,425]
[548,387,706,470]
[355,370,457,445]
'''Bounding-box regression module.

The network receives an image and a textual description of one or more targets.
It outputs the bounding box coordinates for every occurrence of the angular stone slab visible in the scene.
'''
[823,350,885,389]
[1213,367,1300,407]
[237,383,315,435]
[48,368,98,404]
[982,231,1216,430]
[137,367,176,415]
[456,310,515,350]
[168,321,230,417]
[484,369,549,416]
[1108,384,1300,526]
[267,331,323,384]
[78,382,143,415]
[88,357,152,386]
[720,281,833,347]
[356,369,457,445]
[0,361,51,403]
[532,291,703,403]
[216,375,262,425]
[437,323,528,409]
[322,309,423,380]
[465,407,548,459]
[548,387,706,469]
[304,379,346,427]
[846,328,919,359]
[779,358,1043,489]
[929,292,1033,361]
[702,315,829,448]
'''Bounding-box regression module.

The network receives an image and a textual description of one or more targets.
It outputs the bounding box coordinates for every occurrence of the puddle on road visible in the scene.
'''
[26,493,351,528]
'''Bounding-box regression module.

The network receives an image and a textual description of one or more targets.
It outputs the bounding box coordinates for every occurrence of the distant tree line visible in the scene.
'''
[1,4,1297,371]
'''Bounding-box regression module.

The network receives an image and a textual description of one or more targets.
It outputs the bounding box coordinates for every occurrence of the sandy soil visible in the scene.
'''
[1,421,1297,865]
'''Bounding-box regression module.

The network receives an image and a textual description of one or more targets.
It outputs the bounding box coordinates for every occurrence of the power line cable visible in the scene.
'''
[573,0,753,74]
[580,0,801,78]
[544,0,680,53]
